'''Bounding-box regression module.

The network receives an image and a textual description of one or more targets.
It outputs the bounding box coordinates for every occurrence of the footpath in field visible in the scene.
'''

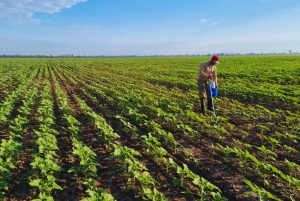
[0,57,299,201]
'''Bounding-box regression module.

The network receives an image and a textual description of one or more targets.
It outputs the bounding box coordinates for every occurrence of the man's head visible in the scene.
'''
[210,55,219,65]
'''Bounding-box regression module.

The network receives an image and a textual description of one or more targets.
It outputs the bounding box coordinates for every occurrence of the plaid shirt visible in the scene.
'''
[197,61,217,83]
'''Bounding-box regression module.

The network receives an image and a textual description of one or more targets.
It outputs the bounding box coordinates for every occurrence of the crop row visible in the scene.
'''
[0,68,40,199]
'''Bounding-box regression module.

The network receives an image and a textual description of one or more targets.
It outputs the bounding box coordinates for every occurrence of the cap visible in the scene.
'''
[211,55,219,61]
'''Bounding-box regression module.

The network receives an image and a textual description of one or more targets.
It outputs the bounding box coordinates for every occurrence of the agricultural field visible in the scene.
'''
[0,56,299,201]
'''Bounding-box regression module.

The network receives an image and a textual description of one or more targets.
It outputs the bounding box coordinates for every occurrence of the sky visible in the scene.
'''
[0,0,300,56]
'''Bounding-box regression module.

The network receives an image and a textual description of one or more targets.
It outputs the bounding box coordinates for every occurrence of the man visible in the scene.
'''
[197,55,219,114]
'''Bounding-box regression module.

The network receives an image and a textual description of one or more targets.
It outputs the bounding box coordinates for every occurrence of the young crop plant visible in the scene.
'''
[244,180,280,201]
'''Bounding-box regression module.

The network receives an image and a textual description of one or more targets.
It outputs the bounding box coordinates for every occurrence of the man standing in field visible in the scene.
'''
[198,55,219,114]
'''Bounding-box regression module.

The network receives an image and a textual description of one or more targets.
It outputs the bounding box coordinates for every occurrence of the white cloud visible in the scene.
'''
[0,0,87,24]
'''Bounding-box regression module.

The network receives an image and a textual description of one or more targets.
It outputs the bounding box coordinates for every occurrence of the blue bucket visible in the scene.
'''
[208,87,218,97]
[212,87,218,97]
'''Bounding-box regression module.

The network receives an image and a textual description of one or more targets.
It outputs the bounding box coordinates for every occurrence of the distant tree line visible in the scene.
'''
[0,51,299,58]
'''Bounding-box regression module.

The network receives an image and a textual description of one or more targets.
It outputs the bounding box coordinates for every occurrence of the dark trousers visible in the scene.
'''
[198,80,213,113]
